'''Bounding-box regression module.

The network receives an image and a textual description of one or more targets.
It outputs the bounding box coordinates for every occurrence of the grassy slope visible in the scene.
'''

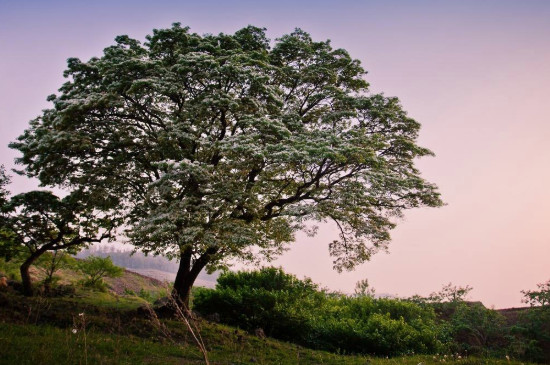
[0,266,535,365]
[0,290,530,365]
[0,321,526,365]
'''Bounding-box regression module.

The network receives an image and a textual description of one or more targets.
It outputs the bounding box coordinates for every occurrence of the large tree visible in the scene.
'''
[11,24,442,306]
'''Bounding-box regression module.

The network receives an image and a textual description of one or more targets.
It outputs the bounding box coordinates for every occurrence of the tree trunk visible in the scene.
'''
[172,246,218,311]
[172,269,197,309]
[20,250,45,296]
[20,261,34,296]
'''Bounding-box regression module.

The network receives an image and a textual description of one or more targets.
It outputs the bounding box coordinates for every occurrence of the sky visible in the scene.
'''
[1,0,549,308]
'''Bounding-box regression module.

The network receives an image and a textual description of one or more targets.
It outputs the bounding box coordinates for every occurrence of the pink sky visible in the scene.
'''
[1,0,549,308]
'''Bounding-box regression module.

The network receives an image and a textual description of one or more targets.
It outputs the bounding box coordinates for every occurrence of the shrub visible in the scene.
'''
[449,302,507,355]
[194,268,322,341]
[138,288,153,301]
[77,255,123,291]
[193,267,444,356]
[35,250,77,293]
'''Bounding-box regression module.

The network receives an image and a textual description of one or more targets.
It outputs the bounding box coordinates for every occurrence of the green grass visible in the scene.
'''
[0,290,534,365]
[69,289,152,310]
[0,322,192,365]
[0,321,529,365]
[0,261,539,365]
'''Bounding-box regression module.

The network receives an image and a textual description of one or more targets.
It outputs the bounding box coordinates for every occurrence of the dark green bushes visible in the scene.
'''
[193,267,444,356]
[447,302,507,355]
[194,268,550,362]
[193,268,322,341]
[508,306,550,362]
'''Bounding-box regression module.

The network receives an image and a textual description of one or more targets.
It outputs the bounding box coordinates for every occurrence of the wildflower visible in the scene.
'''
[458,356,462,359]
[79,312,84,317]
[72,329,77,334]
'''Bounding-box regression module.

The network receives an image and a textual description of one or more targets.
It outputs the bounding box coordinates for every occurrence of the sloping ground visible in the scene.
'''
[0,291,531,365]
[18,263,169,297]
[104,268,168,295]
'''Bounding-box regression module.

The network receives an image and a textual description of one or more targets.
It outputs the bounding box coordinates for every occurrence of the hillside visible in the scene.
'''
[0,288,530,365]
[0,262,545,364]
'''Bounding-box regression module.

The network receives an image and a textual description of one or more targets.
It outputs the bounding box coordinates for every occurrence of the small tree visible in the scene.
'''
[521,279,550,307]
[354,278,376,298]
[429,282,473,303]
[77,255,123,289]
[450,303,506,353]
[1,190,117,295]
[515,280,550,362]
[34,250,77,293]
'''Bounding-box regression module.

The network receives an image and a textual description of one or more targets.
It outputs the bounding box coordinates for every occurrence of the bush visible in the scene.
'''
[138,288,153,301]
[77,255,123,291]
[0,257,21,280]
[194,268,322,341]
[193,267,444,356]
[509,306,550,362]
[305,296,442,355]
[35,250,77,294]
[448,302,507,355]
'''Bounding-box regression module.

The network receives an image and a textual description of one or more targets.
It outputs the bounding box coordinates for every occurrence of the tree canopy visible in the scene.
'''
[522,279,550,307]
[1,190,116,295]
[0,166,14,260]
[77,255,124,288]
[10,24,442,304]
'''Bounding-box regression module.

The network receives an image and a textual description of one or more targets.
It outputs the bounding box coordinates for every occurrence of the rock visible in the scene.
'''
[153,296,171,307]
[206,312,220,322]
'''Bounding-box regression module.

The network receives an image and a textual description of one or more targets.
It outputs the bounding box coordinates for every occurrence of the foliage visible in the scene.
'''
[11,23,442,303]
[193,267,444,356]
[0,188,117,295]
[0,166,9,204]
[137,288,153,301]
[407,283,474,318]
[508,280,550,362]
[429,283,473,303]
[521,279,550,307]
[448,302,507,355]
[77,255,123,290]
[354,278,376,298]
[0,166,19,262]
[194,267,323,341]
[34,250,77,291]
[0,257,20,280]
